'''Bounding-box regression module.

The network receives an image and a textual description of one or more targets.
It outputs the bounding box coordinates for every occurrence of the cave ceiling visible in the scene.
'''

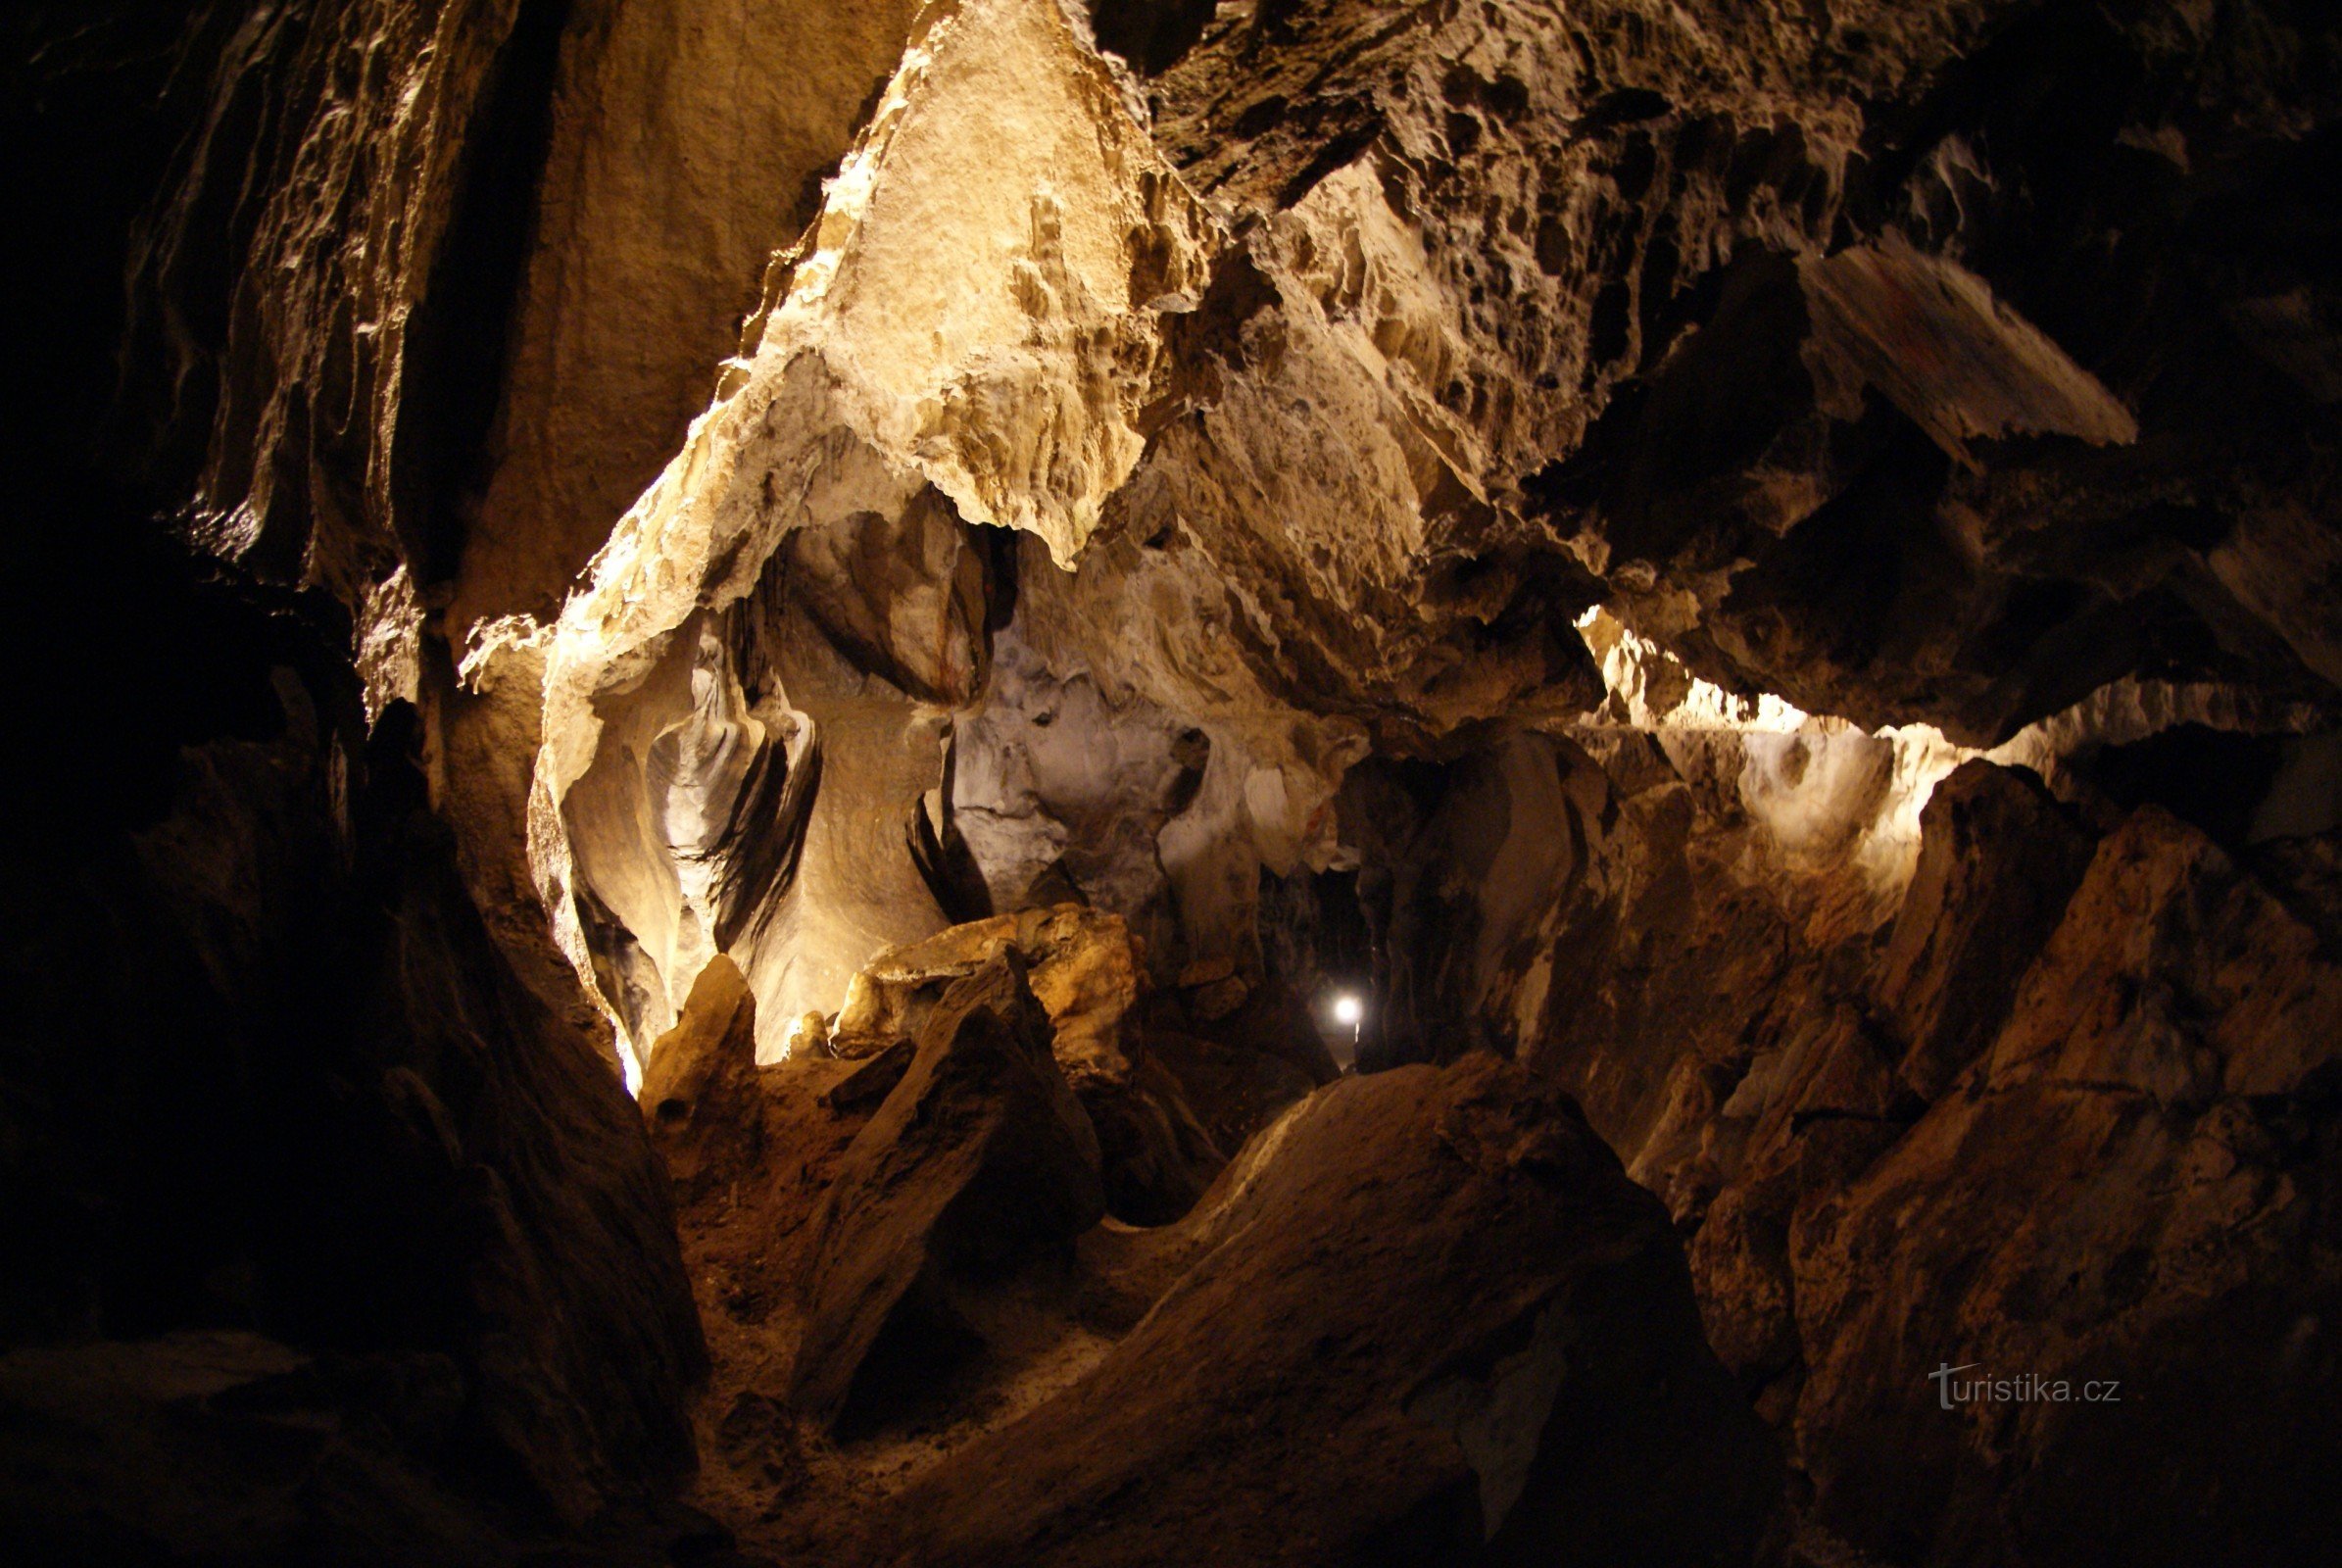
[100,0,2342,1064]
[10,2,2342,1563]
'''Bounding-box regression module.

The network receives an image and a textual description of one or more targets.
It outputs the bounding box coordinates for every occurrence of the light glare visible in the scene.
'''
[1331,993,1364,1027]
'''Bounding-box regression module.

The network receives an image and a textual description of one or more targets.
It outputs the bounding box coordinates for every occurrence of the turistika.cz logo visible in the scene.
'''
[1927,1362,2122,1410]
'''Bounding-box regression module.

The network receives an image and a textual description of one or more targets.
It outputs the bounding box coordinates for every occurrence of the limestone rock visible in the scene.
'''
[0,1333,739,1568]
[1684,1004,1912,1400]
[1788,808,2342,1563]
[864,1054,1778,1566]
[23,0,2342,1561]
[1147,1029,1319,1163]
[450,0,926,637]
[0,552,704,1537]
[786,956,1104,1430]
[1875,760,2098,1099]
[832,904,1145,1087]
[641,956,766,1197]
[1081,1052,1229,1226]
[641,954,917,1306]
[832,905,1241,1223]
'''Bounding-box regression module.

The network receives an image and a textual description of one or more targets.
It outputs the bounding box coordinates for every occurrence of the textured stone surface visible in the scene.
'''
[786,956,1104,1431]
[0,1332,748,1568]
[1790,807,2342,1563]
[0,570,704,1541]
[833,906,1244,1223]
[832,906,1142,1075]
[1875,760,2098,1098]
[129,0,2323,1081]
[861,1054,1779,1567]
[17,0,2342,1560]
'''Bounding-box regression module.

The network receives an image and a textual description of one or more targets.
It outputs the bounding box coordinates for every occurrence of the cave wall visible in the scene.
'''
[93,0,2342,1063]
[8,0,2342,1561]
[2,4,708,1554]
[1324,627,2342,1561]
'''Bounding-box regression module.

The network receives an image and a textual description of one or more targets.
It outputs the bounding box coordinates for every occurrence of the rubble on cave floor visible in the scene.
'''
[648,916,1777,1567]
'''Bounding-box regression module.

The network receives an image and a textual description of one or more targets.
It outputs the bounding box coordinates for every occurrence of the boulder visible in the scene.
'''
[1790,808,2342,1564]
[832,906,1230,1224]
[786,956,1104,1430]
[831,906,1142,1086]
[863,1053,1778,1566]
[642,956,766,1198]
[1686,1002,1911,1404]
[643,957,897,1329]
[1874,760,2098,1099]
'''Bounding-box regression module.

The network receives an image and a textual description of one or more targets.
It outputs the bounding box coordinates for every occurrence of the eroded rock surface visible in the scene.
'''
[1874,759,2098,1100]
[788,956,1105,1432]
[1792,807,2342,1563]
[16,0,2342,1561]
[832,904,1244,1222]
[863,1053,1779,1567]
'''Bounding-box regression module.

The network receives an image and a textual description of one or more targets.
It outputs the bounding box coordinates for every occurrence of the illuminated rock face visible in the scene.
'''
[12,0,2342,1561]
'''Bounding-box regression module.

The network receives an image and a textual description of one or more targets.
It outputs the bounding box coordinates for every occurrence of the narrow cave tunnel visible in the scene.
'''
[5,2,2342,1565]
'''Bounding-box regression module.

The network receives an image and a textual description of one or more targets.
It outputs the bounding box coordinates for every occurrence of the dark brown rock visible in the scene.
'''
[1203,970,1343,1087]
[1077,1052,1228,1225]
[829,906,1225,1223]
[786,956,1104,1431]
[642,956,766,1197]
[1789,808,2342,1564]
[0,1332,744,1568]
[1147,1027,1318,1161]
[1686,1003,1911,1398]
[862,1054,1778,1567]
[1875,760,2097,1099]
[642,955,900,1336]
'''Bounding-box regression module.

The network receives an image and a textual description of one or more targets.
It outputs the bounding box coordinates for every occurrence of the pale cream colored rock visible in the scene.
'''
[514,0,1217,1054]
[832,905,1144,1089]
[451,0,924,639]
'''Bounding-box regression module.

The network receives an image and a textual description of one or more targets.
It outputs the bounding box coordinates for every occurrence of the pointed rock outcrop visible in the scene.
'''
[786,956,1104,1430]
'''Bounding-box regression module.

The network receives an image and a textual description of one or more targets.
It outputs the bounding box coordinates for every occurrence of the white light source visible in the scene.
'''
[1331,993,1364,1028]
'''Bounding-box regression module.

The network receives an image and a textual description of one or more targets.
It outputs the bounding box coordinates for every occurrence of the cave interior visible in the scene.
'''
[4,1,2342,1564]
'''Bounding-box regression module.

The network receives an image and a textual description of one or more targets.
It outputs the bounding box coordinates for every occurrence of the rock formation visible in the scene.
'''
[6,0,2341,1561]
[867,1052,1779,1568]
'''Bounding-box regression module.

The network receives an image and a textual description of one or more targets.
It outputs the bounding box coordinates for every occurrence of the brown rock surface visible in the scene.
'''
[642,955,902,1329]
[1145,1027,1317,1164]
[1875,760,2099,1099]
[16,0,2342,1561]
[1789,808,2342,1562]
[786,956,1105,1431]
[860,1053,1779,1567]
[830,904,1243,1222]
[832,905,1145,1086]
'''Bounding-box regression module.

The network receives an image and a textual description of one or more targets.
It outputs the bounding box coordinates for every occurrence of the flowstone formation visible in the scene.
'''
[7,0,2342,1563]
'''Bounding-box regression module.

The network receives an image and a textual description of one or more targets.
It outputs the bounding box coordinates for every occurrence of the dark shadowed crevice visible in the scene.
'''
[388,0,572,588]
[1090,0,1220,76]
